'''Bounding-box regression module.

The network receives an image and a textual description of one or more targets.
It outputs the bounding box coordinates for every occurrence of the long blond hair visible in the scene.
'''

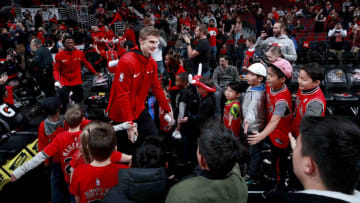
[79,121,102,163]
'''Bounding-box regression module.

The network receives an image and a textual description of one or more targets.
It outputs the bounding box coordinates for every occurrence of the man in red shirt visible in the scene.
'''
[106,26,173,147]
[208,19,218,59]
[53,35,99,113]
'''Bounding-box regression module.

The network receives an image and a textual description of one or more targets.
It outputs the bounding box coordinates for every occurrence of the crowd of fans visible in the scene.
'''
[0,0,360,202]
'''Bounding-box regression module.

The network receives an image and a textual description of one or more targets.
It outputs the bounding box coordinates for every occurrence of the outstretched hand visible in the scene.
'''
[10,174,17,182]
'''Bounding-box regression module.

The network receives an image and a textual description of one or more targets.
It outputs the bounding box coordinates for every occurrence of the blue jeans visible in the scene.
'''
[176,48,187,58]
[248,141,264,180]
[235,33,242,45]
[68,183,76,203]
[202,70,210,77]
[156,61,165,75]
[214,84,224,116]
[210,46,217,59]
[51,162,67,203]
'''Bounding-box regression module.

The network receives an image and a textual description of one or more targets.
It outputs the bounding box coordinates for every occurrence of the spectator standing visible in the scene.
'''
[151,36,167,75]
[11,104,85,185]
[208,19,218,60]
[314,10,326,33]
[350,23,360,54]
[255,22,297,62]
[34,10,43,31]
[183,24,211,76]
[202,11,217,28]
[248,58,293,198]
[103,136,169,203]
[0,28,14,58]
[165,120,248,203]
[242,36,256,71]
[328,23,347,62]
[255,8,265,37]
[167,14,178,32]
[234,17,243,47]
[323,1,333,16]
[223,13,235,38]
[270,7,279,21]
[213,55,240,115]
[223,81,243,138]
[37,97,68,203]
[32,38,55,97]
[269,117,360,203]
[242,63,267,184]
[292,63,326,137]
[69,122,129,203]
[326,9,340,31]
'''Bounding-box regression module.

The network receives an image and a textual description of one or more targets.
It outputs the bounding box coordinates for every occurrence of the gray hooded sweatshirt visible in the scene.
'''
[255,34,297,62]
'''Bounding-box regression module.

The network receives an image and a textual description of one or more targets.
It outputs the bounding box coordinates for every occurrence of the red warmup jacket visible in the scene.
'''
[106,48,171,122]
[53,49,97,86]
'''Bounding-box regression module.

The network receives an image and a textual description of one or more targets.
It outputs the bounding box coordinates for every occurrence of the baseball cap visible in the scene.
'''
[245,63,267,77]
[271,58,293,79]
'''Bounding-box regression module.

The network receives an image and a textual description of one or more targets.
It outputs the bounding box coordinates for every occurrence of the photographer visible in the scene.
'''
[167,14,178,32]
[328,22,347,62]
[255,21,297,63]
[0,28,15,58]
[3,48,24,84]
[183,24,211,76]
[31,38,55,97]
[314,9,326,33]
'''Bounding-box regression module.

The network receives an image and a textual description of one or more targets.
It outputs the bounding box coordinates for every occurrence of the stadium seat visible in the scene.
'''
[342,52,358,65]
[227,39,235,45]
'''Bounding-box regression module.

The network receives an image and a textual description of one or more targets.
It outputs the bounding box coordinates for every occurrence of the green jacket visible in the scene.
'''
[165,165,248,203]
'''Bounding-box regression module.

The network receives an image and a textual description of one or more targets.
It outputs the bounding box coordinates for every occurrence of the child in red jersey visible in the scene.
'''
[247,58,293,197]
[38,97,68,203]
[69,121,129,203]
[70,121,133,170]
[223,81,242,138]
[11,104,85,184]
[38,97,64,166]
[242,36,256,72]
[293,63,326,137]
